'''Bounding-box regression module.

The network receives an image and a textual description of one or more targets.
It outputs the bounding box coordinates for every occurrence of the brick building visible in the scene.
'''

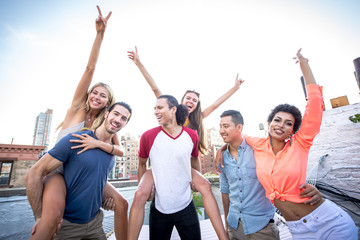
[0,144,45,188]
[109,133,140,180]
[199,128,224,174]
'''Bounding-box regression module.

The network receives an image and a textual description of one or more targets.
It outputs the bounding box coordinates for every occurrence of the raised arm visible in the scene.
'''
[294,49,323,143]
[25,154,63,220]
[128,46,162,98]
[295,48,316,85]
[66,6,112,117]
[202,74,244,119]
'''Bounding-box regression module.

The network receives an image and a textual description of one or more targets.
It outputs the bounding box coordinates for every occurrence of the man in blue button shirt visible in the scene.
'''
[217,110,279,239]
[217,110,323,239]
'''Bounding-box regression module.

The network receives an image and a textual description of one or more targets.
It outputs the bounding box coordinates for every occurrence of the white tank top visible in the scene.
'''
[56,121,86,143]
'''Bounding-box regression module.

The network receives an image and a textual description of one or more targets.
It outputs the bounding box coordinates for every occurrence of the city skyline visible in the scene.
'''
[1,0,360,145]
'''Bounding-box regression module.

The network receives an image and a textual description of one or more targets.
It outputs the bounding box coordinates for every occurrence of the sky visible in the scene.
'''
[0,0,359,145]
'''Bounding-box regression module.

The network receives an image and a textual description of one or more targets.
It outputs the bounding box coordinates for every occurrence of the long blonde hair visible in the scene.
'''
[86,82,115,130]
[56,82,115,131]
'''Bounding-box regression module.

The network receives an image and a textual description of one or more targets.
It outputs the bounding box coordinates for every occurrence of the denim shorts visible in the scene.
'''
[286,199,358,240]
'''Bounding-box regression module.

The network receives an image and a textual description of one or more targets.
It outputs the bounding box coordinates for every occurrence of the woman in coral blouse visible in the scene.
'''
[223,49,358,239]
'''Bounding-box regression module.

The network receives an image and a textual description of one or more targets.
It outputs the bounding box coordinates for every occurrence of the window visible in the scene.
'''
[115,168,119,179]
[108,169,114,180]
[0,161,13,186]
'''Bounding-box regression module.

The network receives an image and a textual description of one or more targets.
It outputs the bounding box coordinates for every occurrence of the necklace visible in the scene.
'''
[86,112,92,122]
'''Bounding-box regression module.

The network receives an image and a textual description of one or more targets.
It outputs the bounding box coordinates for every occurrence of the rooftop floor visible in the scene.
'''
[107,215,293,240]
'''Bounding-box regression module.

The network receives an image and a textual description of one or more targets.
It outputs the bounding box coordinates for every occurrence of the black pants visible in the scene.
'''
[149,200,201,240]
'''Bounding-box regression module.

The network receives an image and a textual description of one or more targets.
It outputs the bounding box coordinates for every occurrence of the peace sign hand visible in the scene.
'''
[128,46,141,65]
[96,5,112,33]
[234,73,245,90]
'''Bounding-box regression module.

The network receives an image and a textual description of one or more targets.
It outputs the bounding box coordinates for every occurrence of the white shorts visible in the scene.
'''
[286,199,358,240]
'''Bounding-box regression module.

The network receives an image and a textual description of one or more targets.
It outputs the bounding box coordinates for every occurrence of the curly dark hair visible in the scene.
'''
[267,104,302,133]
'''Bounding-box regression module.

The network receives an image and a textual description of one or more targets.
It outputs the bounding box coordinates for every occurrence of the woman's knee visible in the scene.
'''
[114,194,128,212]
[132,187,150,207]
[193,173,212,194]
[103,183,128,212]
[198,180,212,195]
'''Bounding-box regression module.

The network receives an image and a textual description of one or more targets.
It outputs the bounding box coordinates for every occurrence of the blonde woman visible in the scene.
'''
[27,6,128,240]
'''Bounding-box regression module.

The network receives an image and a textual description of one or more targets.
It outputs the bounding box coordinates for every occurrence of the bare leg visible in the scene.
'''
[191,169,229,240]
[103,182,128,240]
[128,170,154,240]
[31,173,66,240]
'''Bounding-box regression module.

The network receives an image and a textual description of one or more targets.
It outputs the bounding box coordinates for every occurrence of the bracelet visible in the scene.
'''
[110,144,114,154]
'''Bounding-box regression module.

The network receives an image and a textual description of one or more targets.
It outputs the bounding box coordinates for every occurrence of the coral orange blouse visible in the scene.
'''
[245,84,323,204]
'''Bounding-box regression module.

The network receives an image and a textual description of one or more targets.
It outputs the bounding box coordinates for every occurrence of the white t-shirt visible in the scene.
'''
[138,126,199,214]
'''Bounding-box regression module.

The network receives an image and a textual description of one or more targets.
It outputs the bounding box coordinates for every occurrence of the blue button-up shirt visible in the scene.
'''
[219,139,275,235]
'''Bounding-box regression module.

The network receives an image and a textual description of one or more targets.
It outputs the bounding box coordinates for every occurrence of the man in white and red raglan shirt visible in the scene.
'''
[129,94,201,240]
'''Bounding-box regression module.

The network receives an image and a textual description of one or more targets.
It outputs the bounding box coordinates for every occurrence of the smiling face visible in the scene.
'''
[88,85,110,111]
[154,98,175,126]
[268,111,295,141]
[104,105,130,134]
[219,116,242,144]
[182,92,199,114]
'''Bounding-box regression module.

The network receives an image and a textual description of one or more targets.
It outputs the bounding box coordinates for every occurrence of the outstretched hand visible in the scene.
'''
[96,5,112,33]
[70,133,100,154]
[234,73,245,89]
[293,48,308,64]
[127,46,141,65]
